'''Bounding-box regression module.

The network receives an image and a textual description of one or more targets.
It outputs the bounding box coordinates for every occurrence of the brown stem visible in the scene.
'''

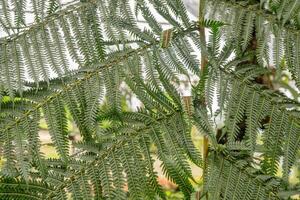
[198,1,209,200]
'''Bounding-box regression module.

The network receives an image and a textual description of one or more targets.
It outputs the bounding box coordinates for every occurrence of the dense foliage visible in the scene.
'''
[0,0,299,199]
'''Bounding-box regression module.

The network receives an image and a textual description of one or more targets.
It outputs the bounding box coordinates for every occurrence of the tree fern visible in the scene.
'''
[0,0,300,199]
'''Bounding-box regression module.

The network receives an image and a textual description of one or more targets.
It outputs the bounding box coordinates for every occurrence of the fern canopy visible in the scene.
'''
[0,0,299,199]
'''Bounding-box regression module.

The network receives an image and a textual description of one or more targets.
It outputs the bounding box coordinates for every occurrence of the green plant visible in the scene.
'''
[0,0,299,199]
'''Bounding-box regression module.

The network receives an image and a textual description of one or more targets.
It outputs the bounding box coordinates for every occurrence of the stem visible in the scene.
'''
[198,0,209,200]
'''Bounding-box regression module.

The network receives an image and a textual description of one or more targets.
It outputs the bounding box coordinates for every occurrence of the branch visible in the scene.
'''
[198,1,209,199]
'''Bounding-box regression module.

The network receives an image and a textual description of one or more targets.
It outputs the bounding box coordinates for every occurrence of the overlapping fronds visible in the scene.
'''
[0,177,55,200]
[0,0,300,199]
[207,0,300,89]
[0,0,61,35]
[45,105,199,199]
[192,13,300,198]
[1,0,201,199]
[204,154,280,199]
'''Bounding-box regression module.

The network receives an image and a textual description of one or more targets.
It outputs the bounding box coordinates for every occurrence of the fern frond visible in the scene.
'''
[224,81,249,142]
[109,152,127,199]
[22,110,48,178]
[242,13,255,52]
[281,0,299,26]
[83,76,103,132]
[136,0,162,34]
[205,154,280,199]
[1,128,17,177]
[1,1,300,199]
[262,108,288,176]
[282,119,300,182]
[42,97,69,162]
[245,92,268,152]
[87,166,103,200]
[44,107,196,199]
[139,134,166,199]
[148,0,181,28]
[14,123,30,181]
[0,177,54,199]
